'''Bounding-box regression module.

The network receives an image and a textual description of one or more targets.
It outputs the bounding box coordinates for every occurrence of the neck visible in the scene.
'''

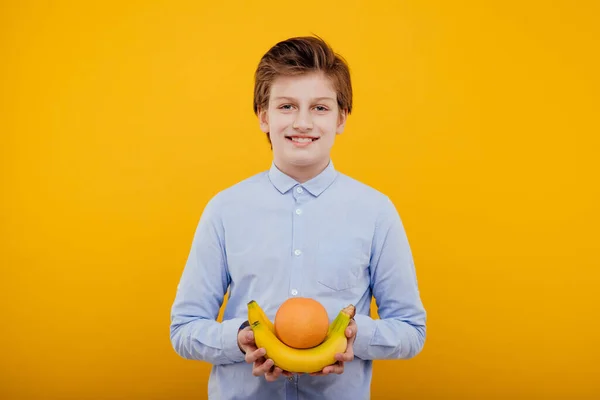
[274,158,330,183]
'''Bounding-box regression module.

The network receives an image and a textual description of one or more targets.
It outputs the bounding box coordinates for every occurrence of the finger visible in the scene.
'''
[323,361,344,375]
[309,361,343,376]
[265,366,283,382]
[252,358,274,376]
[245,347,265,364]
[335,347,354,362]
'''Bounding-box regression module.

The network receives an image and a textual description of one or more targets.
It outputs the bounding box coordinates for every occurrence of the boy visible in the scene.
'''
[170,35,426,399]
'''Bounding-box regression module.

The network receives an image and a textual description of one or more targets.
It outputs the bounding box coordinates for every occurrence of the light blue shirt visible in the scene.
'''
[170,160,426,400]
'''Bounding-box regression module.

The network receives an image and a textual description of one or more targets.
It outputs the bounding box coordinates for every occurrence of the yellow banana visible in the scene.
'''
[247,300,356,374]
[247,300,274,333]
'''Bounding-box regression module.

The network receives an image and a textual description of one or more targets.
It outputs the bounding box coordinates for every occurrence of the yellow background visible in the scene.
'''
[1,1,599,399]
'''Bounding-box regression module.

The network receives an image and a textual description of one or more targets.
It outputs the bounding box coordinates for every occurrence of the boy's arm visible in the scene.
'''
[352,197,427,360]
[169,195,246,365]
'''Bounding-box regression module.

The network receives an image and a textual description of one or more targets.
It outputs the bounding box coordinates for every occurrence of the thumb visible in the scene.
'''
[238,329,252,346]
[245,330,254,343]
[346,326,356,339]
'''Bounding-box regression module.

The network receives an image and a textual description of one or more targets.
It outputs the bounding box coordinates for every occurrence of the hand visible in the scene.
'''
[310,319,357,376]
[238,326,293,381]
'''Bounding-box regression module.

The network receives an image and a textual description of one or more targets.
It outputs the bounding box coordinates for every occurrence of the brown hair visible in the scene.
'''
[253,35,353,144]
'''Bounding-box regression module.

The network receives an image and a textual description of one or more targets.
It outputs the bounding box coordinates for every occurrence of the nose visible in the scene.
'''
[292,109,313,132]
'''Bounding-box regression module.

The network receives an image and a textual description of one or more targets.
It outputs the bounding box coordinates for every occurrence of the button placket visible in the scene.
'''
[290,185,307,299]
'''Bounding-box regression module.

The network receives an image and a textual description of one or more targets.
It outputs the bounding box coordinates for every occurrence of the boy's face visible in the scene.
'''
[259,72,347,178]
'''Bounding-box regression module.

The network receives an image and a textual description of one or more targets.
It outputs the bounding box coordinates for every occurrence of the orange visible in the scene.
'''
[274,297,329,349]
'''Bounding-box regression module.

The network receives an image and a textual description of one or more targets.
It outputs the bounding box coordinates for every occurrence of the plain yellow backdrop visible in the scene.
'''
[1,1,599,399]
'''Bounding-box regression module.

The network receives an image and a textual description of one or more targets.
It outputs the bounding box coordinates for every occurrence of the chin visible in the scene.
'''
[290,155,332,169]
[281,151,316,165]
[289,158,317,167]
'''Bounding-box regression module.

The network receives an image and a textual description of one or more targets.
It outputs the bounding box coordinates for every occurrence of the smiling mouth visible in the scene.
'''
[285,136,319,143]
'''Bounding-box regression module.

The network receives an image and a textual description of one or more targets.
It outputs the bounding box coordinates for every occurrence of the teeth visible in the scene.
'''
[291,137,313,143]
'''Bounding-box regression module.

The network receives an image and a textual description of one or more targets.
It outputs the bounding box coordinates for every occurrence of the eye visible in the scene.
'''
[314,105,329,112]
[279,104,294,110]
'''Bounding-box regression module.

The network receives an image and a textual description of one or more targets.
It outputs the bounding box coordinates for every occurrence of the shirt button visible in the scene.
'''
[291,289,298,296]
[296,187,303,193]
[295,209,302,215]
[294,249,302,256]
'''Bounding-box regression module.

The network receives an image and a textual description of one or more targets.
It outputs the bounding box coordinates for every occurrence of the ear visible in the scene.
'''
[336,109,348,134]
[258,107,269,133]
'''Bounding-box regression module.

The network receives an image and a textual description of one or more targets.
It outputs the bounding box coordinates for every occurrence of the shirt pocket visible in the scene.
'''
[315,238,370,291]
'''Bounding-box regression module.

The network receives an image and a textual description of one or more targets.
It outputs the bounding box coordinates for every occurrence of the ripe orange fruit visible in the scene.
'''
[274,297,329,349]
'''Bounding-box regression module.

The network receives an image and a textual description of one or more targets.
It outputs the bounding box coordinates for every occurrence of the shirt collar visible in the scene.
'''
[268,160,338,196]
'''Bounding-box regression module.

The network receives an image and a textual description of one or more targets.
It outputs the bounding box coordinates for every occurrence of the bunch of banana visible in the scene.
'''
[247,300,356,374]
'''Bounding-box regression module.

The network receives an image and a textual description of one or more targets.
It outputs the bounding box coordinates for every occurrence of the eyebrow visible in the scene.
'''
[272,96,336,102]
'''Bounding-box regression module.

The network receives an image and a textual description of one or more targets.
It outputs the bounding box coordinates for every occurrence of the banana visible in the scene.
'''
[247,300,275,333]
[247,300,356,374]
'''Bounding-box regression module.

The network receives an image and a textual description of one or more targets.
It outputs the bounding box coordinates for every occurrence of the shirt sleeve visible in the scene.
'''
[169,194,246,365]
[352,197,427,360]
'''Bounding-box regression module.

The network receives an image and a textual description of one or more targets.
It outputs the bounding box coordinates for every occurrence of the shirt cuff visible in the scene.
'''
[352,313,376,360]
[221,317,248,363]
